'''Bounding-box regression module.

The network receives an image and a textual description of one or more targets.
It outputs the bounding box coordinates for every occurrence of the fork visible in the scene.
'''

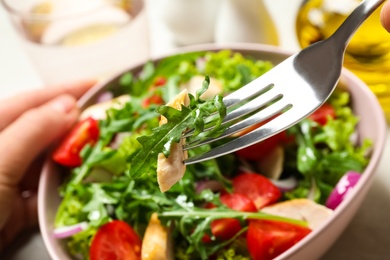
[183,0,385,165]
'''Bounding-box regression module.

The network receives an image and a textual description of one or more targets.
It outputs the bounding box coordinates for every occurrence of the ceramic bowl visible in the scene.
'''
[38,43,387,260]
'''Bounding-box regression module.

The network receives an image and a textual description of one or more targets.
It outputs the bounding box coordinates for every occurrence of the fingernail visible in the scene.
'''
[49,95,76,113]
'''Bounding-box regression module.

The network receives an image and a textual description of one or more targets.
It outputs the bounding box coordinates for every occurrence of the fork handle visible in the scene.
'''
[329,0,385,50]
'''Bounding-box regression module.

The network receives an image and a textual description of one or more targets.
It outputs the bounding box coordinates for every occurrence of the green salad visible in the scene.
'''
[51,50,372,260]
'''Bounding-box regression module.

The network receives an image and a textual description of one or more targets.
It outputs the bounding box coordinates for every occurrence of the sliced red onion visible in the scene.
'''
[196,180,224,194]
[325,171,361,210]
[53,222,88,239]
[270,176,298,192]
[96,91,114,104]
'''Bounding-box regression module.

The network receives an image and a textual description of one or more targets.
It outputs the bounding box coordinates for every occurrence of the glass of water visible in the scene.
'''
[1,0,149,85]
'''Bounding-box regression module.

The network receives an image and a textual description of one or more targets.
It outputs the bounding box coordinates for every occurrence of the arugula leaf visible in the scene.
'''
[130,77,227,178]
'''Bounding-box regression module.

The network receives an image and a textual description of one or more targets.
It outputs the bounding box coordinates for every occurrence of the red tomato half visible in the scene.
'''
[204,193,257,242]
[232,173,281,209]
[247,220,311,260]
[52,117,99,167]
[308,103,336,125]
[90,220,142,260]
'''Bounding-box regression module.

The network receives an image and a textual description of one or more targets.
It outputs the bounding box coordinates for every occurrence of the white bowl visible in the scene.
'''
[38,43,387,260]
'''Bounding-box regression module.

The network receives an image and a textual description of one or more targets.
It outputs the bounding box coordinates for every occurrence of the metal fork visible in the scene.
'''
[183,0,385,165]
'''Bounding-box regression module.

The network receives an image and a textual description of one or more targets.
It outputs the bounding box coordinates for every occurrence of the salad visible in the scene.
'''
[51,50,372,260]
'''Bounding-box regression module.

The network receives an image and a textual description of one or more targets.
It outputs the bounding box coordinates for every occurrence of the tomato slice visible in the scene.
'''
[232,173,281,209]
[247,219,311,260]
[52,117,99,167]
[142,76,167,108]
[204,193,257,242]
[142,94,164,108]
[153,76,167,87]
[220,192,257,213]
[308,103,336,125]
[90,220,142,260]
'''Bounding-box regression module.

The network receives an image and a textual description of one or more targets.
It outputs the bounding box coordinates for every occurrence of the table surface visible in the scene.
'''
[1,0,390,259]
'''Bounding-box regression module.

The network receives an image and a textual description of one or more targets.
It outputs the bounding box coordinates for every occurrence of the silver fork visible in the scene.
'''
[184,0,385,165]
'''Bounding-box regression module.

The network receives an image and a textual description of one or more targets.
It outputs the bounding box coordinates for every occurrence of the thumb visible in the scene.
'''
[0,94,79,187]
[380,1,390,32]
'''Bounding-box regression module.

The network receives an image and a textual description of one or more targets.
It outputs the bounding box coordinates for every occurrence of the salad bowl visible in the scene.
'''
[38,43,386,260]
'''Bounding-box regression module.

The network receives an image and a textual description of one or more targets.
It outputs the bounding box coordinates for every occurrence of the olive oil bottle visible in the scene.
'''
[296,0,390,121]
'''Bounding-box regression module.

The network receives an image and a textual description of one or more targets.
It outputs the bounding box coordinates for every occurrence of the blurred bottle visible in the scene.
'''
[214,0,279,45]
[151,0,221,46]
[296,0,390,122]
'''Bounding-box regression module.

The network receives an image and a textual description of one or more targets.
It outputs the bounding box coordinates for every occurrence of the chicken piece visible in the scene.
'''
[181,75,223,100]
[79,94,131,120]
[261,199,333,230]
[157,90,189,192]
[141,213,173,260]
[257,145,284,180]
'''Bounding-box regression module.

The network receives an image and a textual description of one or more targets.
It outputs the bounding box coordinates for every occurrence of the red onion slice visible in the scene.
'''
[53,222,88,239]
[325,171,361,210]
[96,91,114,103]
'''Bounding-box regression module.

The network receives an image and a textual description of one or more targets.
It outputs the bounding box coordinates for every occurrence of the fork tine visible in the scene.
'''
[183,69,287,139]
[223,86,281,123]
[182,85,281,139]
[222,69,284,108]
[184,96,321,165]
[183,98,291,151]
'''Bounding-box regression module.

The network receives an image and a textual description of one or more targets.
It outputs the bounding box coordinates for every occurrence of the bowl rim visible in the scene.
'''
[38,43,387,260]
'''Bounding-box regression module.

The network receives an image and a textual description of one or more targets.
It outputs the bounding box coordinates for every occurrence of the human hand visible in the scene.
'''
[380,1,390,32]
[0,81,95,252]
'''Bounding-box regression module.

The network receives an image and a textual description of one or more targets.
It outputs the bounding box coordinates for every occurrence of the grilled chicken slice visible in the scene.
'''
[80,94,130,120]
[141,213,173,260]
[261,199,333,230]
[157,90,189,192]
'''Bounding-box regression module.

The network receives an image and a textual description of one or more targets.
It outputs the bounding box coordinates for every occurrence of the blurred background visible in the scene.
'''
[0,0,301,97]
[1,0,390,259]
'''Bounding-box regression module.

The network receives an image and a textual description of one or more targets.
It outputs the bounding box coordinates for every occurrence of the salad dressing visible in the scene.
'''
[296,0,390,122]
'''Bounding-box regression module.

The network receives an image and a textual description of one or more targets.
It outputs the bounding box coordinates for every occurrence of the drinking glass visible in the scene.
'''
[296,0,390,122]
[1,0,149,85]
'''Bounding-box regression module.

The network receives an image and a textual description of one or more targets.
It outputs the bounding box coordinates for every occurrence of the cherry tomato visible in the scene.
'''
[142,94,164,108]
[308,103,336,125]
[90,220,142,260]
[232,172,281,209]
[247,219,311,260]
[142,76,167,108]
[153,76,167,87]
[220,192,257,213]
[52,117,99,167]
[204,193,257,242]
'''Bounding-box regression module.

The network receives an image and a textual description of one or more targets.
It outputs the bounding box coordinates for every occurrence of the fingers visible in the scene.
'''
[0,80,96,131]
[381,1,390,32]
[0,192,37,253]
[0,94,79,187]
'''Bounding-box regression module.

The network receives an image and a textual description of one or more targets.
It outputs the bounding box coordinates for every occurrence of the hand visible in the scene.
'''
[381,1,390,32]
[0,81,95,252]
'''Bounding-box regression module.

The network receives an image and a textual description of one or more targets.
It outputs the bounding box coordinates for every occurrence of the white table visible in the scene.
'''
[1,0,390,259]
